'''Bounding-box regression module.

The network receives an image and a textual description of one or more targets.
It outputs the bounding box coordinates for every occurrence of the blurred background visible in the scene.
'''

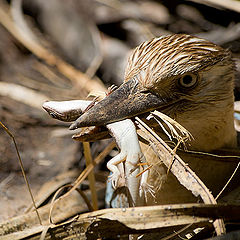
[0,0,240,225]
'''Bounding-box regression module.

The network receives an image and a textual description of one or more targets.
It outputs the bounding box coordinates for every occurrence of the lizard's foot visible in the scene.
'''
[107,153,126,189]
[108,171,121,189]
[140,182,155,200]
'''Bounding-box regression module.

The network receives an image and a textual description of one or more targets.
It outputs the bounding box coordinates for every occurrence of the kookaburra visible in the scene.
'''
[44,34,238,205]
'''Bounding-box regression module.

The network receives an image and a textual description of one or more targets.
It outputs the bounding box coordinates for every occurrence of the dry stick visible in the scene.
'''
[75,188,95,211]
[53,141,115,203]
[43,142,114,238]
[0,121,42,225]
[135,117,225,236]
[187,0,240,13]
[39,225,53,240]
[0,2,106,93]
[33,61,68,88]
[183,149,240,200]
[83,142,98,210]
[48,184,94,225]
[215,161,240,200]
[161,223,194,240]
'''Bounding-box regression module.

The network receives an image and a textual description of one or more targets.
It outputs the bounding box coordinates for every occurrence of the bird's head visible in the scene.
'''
[70,34,236,150]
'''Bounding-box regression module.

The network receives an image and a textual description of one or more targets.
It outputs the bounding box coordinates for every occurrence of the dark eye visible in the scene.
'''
[50,112,57,119]
[178,73,198,88]
[140,89,151,94]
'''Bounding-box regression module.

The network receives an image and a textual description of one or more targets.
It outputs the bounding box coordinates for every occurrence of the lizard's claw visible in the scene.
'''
[140,182,155,200]
[109,171,121,189]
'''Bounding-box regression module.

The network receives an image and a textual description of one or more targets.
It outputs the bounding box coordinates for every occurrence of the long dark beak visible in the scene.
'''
[69,79,166,130]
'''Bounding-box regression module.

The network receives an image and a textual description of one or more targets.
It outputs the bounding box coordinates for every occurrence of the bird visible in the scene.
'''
[68,34,238,205]
[43,34,238,206]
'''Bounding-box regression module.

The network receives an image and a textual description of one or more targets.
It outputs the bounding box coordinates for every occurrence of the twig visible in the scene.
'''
[187,0,240,13]
[53,141,115,204]
[48,184,94,225]
[0,82,49,110]
[216,161,240,200]
[161,223,193,240]
[0,121,42,225]
[83,142,98,210]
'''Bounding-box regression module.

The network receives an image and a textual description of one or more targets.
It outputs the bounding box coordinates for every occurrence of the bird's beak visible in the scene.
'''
[69,79,166,130]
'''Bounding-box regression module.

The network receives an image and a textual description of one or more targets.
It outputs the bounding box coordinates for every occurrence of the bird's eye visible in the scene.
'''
[178,73,198,88]
[140,89,151,94]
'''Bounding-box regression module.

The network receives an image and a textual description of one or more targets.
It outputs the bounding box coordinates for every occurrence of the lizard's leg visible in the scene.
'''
[106,154,126,189]
[107,119,146,206]
[139,164,155,203]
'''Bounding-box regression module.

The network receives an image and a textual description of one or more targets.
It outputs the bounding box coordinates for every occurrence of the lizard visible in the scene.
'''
[43,99,149,206]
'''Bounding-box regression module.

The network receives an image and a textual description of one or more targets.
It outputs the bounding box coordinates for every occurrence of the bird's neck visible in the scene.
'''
[177,100,237,152]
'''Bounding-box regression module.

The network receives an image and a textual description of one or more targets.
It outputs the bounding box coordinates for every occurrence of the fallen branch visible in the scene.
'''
[3,203,240,240]
[83,142,98,211]
[187,0,240,13]
[0,186,106,239]
[0,82,49,110]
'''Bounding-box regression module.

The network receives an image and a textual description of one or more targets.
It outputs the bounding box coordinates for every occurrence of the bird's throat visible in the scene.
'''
[177,106,237,152]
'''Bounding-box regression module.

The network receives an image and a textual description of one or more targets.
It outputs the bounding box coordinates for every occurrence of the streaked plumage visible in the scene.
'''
[125,34,231,85]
